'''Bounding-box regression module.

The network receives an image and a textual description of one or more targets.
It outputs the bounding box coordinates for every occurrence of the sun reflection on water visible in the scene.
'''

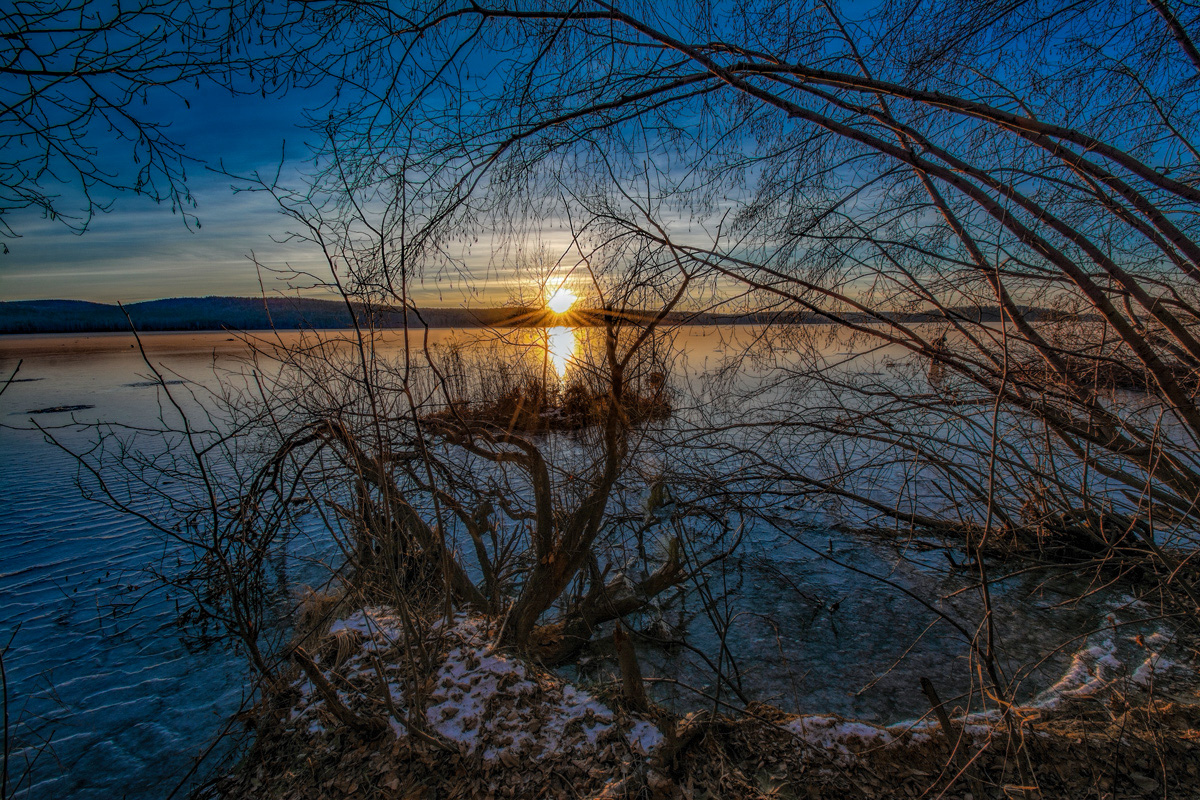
[546,326,577,379]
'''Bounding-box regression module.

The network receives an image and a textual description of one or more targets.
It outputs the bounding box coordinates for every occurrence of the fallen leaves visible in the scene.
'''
[212,610,1200,800]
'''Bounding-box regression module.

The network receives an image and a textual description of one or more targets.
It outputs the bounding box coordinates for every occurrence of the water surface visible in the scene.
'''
[0,329,1177,798]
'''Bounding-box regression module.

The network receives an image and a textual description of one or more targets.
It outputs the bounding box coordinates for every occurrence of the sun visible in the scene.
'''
[547,286,578,314]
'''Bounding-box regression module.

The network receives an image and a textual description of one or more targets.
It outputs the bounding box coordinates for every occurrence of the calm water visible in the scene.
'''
[0,329,1179,799]
[0,334,258,800]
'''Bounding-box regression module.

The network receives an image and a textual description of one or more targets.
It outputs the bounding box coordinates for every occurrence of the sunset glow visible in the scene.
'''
[547,286,577,314]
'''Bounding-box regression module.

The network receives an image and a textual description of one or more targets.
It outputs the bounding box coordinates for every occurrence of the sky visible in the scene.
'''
[0,2,760,310]
[0,2,793,310]
[0,78,534,307]
[0,3,649,310]
[0,82,325,304]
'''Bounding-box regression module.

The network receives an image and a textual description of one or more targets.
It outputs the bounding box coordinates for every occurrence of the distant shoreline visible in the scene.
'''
[0,295,1028,335]
[0,296,541,335]
[0,296,724,334]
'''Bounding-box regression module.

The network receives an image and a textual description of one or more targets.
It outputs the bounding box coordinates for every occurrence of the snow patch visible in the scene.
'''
[628,720,663,756]
[1143,631,1171,649]
[1131,653,1175,687]
[786,715,894,760]
[1036,636,1121,707]
[295,609,662,764]
[327,607,407,651]
[1034,624,1186,708]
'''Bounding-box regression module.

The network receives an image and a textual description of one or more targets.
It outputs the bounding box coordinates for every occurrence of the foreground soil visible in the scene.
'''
[214,609,1200,800]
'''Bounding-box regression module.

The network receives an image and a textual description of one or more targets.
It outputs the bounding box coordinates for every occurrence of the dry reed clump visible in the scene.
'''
[295,587,346,643]
[424,374,671,433]
[426,340,671,433]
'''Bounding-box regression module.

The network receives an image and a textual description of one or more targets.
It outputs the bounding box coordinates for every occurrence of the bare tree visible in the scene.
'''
[37,1,1200,794]
[205,2,1200,790]
[269,0,1200,598]
[65,179,700,686]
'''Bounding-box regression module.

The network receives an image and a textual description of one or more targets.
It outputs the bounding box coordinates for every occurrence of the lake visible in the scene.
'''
[0,329,1181,799]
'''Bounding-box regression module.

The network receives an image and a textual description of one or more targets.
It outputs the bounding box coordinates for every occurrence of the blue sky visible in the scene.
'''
[0,0,912,309]
[0,72,540,306]
[0,81,339,304]
[0,2,701,310]
[0,78,551,307]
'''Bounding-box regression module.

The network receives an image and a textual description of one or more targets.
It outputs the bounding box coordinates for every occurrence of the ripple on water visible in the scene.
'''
[1,332,1187,797]
[2,418,249,800]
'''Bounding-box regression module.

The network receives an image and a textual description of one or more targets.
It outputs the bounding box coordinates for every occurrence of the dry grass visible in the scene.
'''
[424,375,671,434]
[213,608,1200,800]
[216,692,1200,799]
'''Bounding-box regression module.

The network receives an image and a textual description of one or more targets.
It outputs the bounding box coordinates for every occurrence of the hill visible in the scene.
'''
[0,297,545,334]
[0,296,1049,334]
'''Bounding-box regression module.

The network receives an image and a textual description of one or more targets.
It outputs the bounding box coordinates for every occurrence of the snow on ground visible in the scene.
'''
[628,719,664,756]
[885,716,998,746]
[780,617,1191,762]
[295,608,659,764]
[1038,635,1123,704]
[773,711,999,767]
[1131,652,1175,687]
[1033,624,1184,708]
[422,618,618,758]
[288,607,1190,777]
[786,715,894,756]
